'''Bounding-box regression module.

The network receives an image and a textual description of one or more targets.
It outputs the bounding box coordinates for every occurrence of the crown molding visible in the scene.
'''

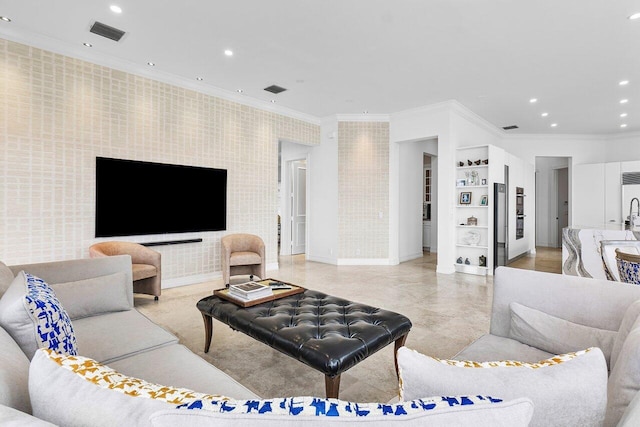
[335,113,390,122]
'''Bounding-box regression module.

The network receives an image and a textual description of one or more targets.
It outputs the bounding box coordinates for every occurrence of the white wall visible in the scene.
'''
[306,118,339,264]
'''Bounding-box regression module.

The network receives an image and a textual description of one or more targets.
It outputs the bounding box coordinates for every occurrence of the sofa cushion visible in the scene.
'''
[453,333,554,363]
[51,272,130,320]
[149,396,534,426]
[72,309,177,364]
[606,318,640,426]
[0,404,56,426]
[611,299,640,371]
[0,271,77,359]
[398,346,607,427]
[29,348,533,427]
[0,326,31,414]
[508,302,617,366]
[109,344,260,400]
[0,261,14,298]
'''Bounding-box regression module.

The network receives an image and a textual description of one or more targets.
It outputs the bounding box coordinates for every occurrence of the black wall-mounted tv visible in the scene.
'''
[95,157,227,237]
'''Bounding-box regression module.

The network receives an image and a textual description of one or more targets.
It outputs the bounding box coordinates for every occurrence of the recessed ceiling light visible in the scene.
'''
[541,112,549,117]
[529,98,538,103]
[147,62,155,66]
[621,124,628,128]
[224,49,233,56]
[620,80,630,86]
[620,99,629,104]
[83,42,93,47]
[551,123,558,127]
[621,113,628,118]
[629,12,640,20]
[110,5,122,13]
[0,16,11,22]
[196,77,203,81]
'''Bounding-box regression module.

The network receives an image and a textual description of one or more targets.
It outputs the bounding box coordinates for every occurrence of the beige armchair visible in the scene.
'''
[221,233,265,286]
[89,241,161,300]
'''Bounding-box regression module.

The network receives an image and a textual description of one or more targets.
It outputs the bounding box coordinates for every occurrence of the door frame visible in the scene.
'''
[290,159,307,255]
[280,153,309,256]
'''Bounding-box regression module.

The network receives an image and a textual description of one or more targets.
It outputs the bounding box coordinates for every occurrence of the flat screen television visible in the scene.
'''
[95,157,227,237]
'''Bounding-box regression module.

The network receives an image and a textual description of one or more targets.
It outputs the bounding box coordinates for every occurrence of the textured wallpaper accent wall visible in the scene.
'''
[0,39,319,284]
[338,121,389,259]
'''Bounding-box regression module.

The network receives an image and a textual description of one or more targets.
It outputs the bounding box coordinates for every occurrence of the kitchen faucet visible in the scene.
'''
[629,197,640,227]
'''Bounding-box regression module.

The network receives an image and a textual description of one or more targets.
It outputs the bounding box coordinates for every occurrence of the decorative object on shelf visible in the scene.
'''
[474,159,482,165]
[481,178,487,185]
[482,159,489,164]
[465,170,479,186]
[459,192,472,205]
[479,255,487,267]
[466,216,477,226]
[456,257,463,264]
[456,179,466,187]
[480,195,488,206]
[464,258,470,265]
[464,231,481,246]
[458,161,464,167]
[467,160,473,166]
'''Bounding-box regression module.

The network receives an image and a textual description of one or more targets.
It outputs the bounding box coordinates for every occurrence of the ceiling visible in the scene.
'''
[0,0,639,135]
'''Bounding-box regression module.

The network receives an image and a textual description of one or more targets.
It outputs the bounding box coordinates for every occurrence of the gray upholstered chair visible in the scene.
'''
[221,233,265,286]
[89,241,161,300]
[616,248,640,285]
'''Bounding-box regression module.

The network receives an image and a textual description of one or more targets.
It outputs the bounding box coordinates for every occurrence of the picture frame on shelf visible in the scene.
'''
[459,192,472,205]
[481,178,487,185]
[456,179,466,187]
[480,195,488,206]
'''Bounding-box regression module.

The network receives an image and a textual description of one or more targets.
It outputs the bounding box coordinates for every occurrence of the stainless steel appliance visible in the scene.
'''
[494,183,508,272]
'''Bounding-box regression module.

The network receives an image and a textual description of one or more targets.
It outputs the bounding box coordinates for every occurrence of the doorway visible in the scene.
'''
[290,159,307,255]
[534,157,569,248]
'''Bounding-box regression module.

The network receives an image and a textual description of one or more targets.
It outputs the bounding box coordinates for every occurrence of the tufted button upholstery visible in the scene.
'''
[197,289,412,377]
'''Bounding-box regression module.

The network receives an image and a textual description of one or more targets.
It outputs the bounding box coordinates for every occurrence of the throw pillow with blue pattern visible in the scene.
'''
[0,271,77,359]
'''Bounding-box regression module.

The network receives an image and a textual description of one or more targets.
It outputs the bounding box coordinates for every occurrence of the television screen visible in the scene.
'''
[95,157,227,237]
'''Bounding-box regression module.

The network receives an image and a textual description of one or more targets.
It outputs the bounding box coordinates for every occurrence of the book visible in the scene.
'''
[228,281,273,301]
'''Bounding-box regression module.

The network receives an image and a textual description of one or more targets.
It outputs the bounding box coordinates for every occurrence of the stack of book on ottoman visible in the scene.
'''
[228,281,273,302]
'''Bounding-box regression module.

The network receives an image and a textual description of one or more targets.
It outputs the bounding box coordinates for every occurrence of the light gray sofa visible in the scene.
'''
[0,256,536,426]
[452,266,640,426]
[0,255,259,426]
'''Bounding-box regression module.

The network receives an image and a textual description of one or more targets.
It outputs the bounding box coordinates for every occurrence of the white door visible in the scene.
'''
[291,160,306,254]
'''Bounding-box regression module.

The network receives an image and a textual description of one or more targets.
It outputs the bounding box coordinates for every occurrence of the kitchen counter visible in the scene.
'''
[562,226,640,279]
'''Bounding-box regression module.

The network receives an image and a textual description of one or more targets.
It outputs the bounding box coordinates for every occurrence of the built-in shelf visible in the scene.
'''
[456,244,489,249]
[456,165,488,170]
[456,205,489,208]
[454,264,489,276]
[456,185,488,189]
[456,225,489,229]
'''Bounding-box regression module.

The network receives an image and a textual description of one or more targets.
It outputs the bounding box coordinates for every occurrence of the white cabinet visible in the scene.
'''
[423,222,431,249]
[605,162,622,224]
[573,163,605,226]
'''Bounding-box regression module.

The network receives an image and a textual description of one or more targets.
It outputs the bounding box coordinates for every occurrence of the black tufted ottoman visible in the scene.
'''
[196,288,412,398]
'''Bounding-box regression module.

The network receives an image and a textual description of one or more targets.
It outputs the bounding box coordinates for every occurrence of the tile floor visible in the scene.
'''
[137,247,562,403]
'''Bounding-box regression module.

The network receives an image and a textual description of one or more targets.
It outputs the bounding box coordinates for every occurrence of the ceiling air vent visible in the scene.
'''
[264,85,287,94]
[502,125,519,130]
[90,21,126,42]
[623,172,640,185]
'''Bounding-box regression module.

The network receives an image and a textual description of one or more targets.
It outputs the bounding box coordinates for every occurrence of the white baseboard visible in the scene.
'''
[306,254,338,265]
[337,258,392,266]
[162,261,280,289]
[399,252,423,263]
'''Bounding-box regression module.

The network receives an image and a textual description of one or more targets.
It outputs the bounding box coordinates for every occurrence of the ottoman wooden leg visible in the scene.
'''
[394,333,408,379]
[325,374,341,399]
[202,313,213,353]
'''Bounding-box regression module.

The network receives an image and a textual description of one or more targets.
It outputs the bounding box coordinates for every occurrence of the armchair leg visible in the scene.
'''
[249,275,254,281]
[154,296,159,301]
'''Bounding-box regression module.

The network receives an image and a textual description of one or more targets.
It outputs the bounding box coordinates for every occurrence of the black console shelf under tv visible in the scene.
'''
[95,157,227,237]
